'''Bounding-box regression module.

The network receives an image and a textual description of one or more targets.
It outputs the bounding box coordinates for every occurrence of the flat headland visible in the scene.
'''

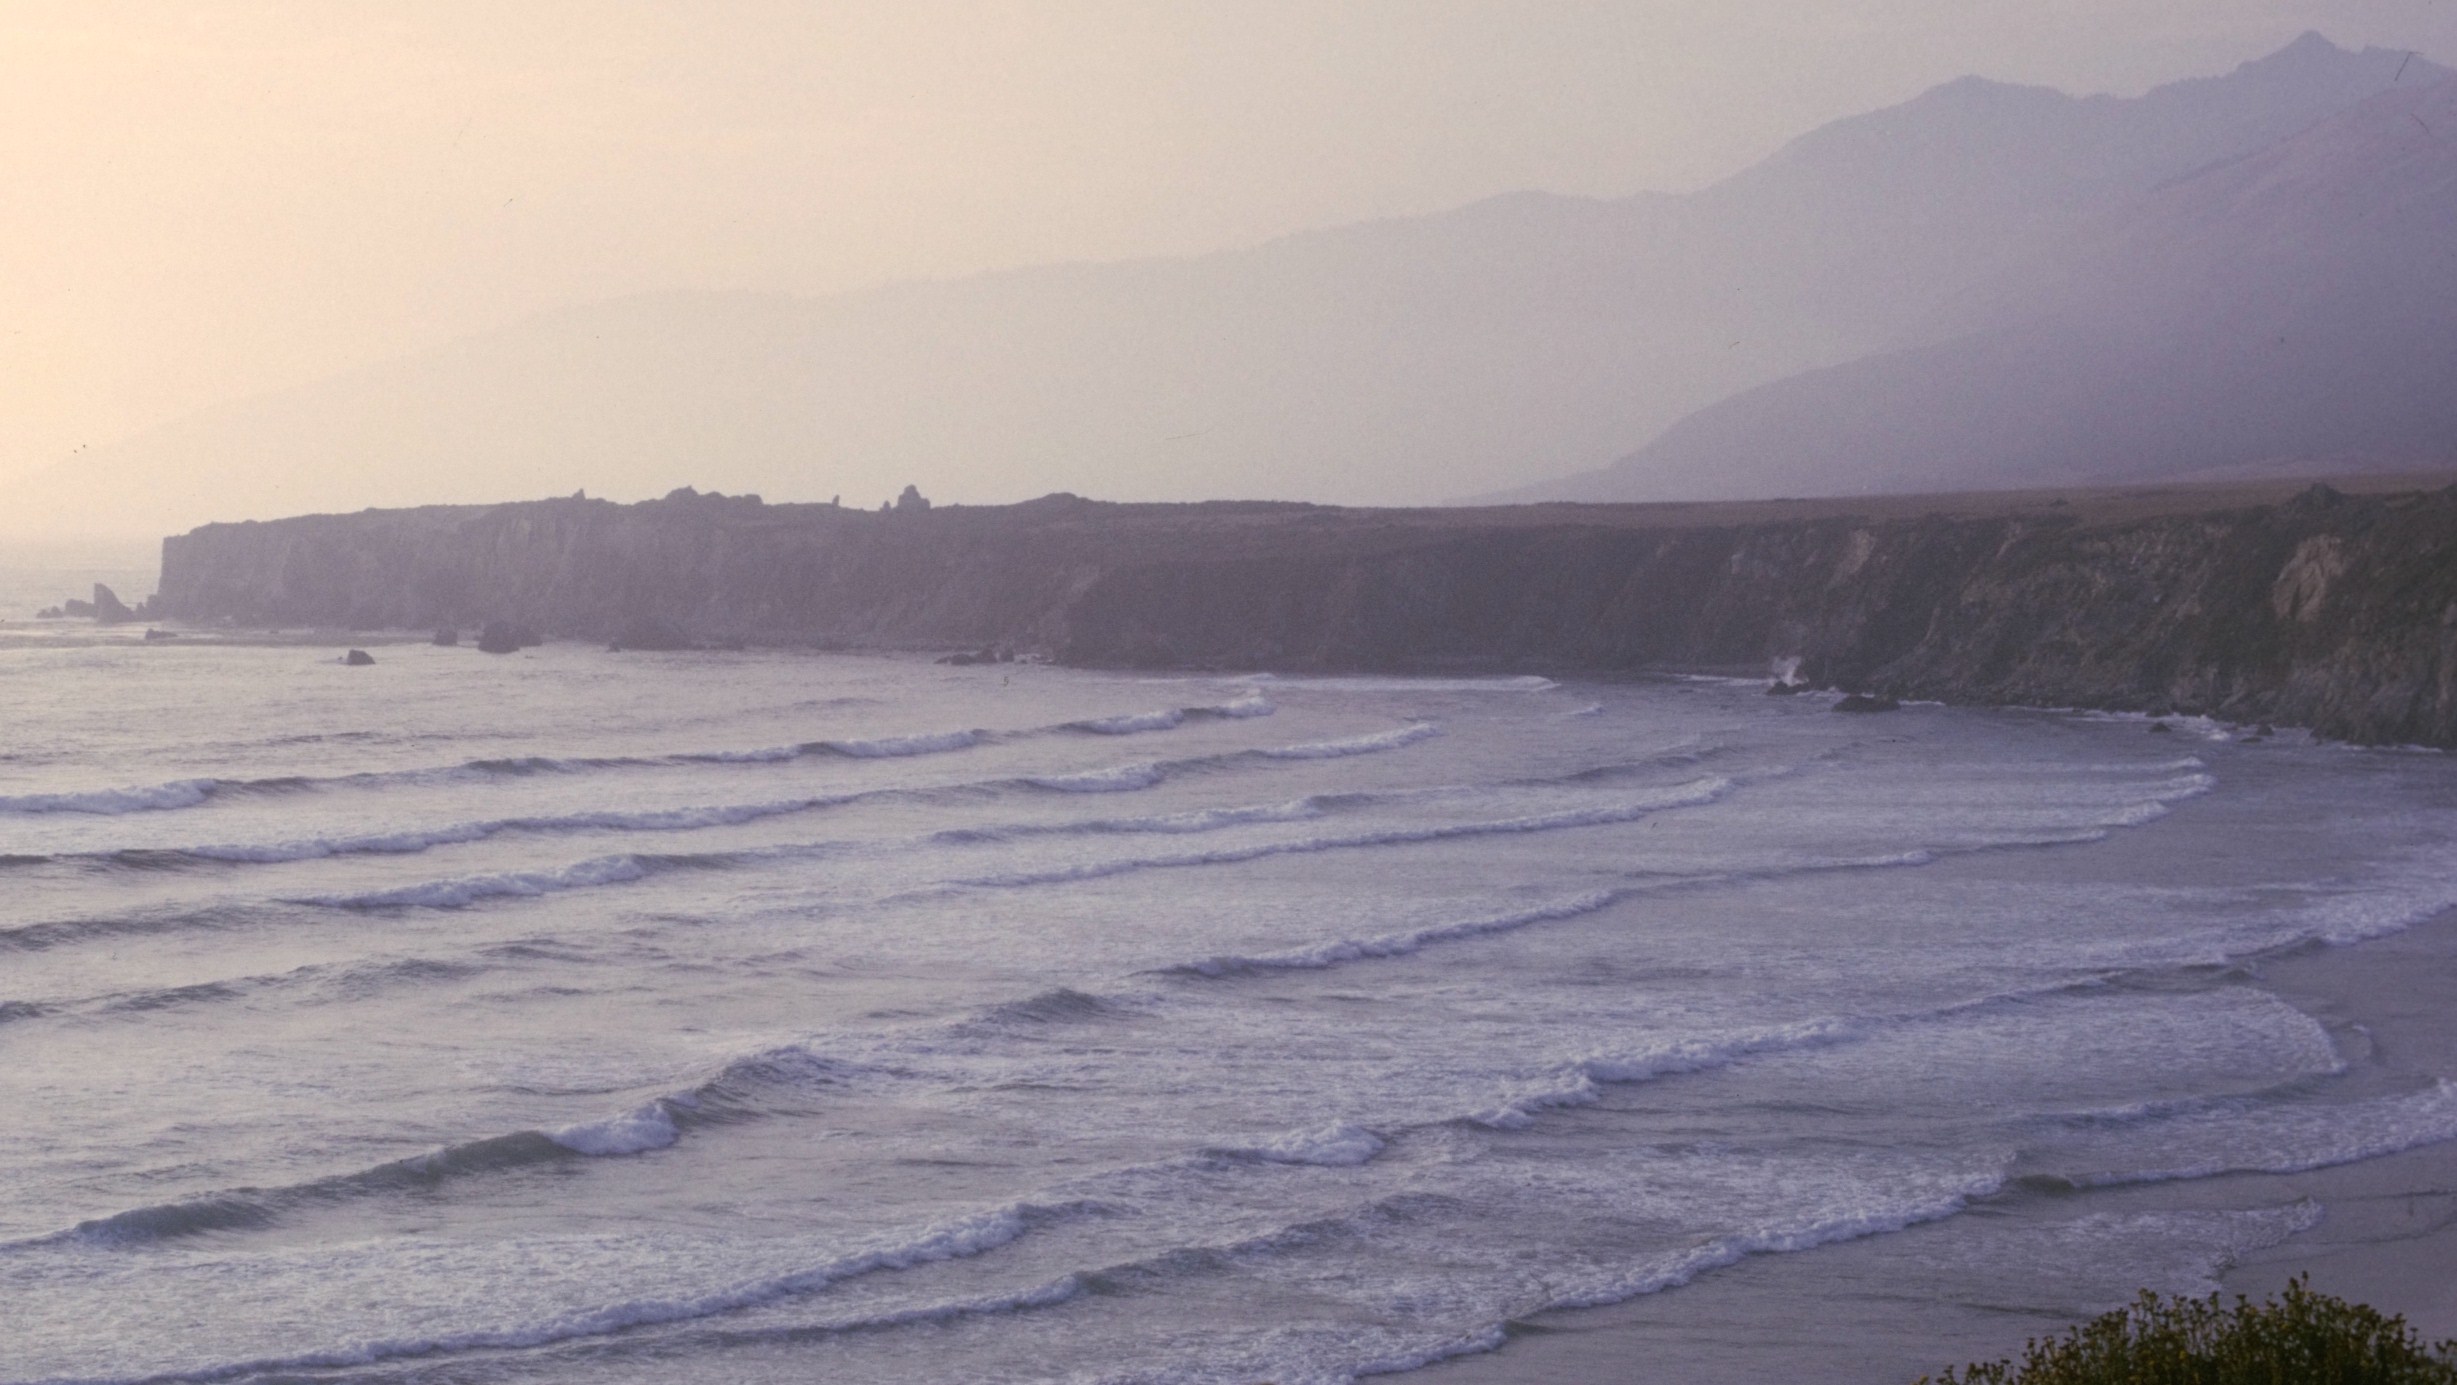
[141,470,2457,749]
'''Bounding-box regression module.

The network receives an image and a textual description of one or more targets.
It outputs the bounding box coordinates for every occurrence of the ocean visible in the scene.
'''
[5,620,2456,1384]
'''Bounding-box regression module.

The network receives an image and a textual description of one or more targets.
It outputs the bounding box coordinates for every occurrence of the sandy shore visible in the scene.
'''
[1402,908,2457,1384]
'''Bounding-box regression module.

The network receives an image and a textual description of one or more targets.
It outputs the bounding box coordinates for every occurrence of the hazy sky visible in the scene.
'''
[4,0,2451,489]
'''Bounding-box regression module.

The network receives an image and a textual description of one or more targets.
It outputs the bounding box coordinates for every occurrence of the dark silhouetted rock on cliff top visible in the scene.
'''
[150,479,2457,747]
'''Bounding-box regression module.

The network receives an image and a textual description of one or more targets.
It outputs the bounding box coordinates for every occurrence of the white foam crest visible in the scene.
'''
[54,1199,1088,1385]
[2295,856,2457,947]
[1174,890,1625,977]
[1549,1170,2006,1312]
[2083,770,2217,830]
[1997,756,2208,775]
[957,779,1730,890]
[299,854,655,910]
[1076,709,1185,735]
[546,1102,681,1157]
[1249,675,1557,693]
[1468,1069,1602,1129]
[945,800,1327,847]
[1258,723,1441,759]
[1473,1019,1863,1130]
[1028,763,1166,793]
[1913,772,2215,853]
[2056,1079,2457,1188]
[0,778,217,816]
[1220,1123,1387,1167]
[183,822,497,863]
[2069,710,2236,741]
[1562,703,1605,718]
[1204,692,1276,718]
[683,745,804,764]
[819,729,980,758]
[680,1275,1089,1353]
[1092,800,1325,835]
[1338,1170,2005,1381]
[145,795,859,866]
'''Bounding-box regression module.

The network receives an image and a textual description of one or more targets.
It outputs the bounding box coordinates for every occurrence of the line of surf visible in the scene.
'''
[5,716,1457,877]
[1,1041,864,1254]
[948,779,1730,891]
[2031,1078,2457,1189]
[21,1198,1107,1385]
[0,694,1274,819]
[9,917,2353,1275]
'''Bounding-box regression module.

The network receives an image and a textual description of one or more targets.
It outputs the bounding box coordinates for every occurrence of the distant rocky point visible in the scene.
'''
[35,583,150,624]
[146,476,2457,747]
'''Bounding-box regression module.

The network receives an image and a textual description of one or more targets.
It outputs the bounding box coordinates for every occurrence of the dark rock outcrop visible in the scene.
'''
[344,649,376,666]
[474,621,540,655]
[148,480,2457,747]
[90,584,137,624]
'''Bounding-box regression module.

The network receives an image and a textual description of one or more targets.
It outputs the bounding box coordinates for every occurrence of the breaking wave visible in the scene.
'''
[1471,1019,1866,1129]
[1208,1122,1387,1167]
[0,778,227,816]
[1257,723,1440,760]
[35,1199,1102,1383]
[955,778,1732,890]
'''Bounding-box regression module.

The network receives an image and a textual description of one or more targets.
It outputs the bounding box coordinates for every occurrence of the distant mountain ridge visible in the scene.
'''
[4,33,2443,535]
[1508,64,2457,502]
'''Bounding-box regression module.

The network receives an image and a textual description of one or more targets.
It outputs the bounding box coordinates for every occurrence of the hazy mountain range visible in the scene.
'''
[1503,43,2457,501]
[6,32,2446,536]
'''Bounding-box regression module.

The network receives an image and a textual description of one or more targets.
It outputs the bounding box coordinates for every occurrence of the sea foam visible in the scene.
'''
[0,779,221,816]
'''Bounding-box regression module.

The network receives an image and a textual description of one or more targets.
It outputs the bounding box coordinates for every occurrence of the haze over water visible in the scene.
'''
[6,637,2455,1383]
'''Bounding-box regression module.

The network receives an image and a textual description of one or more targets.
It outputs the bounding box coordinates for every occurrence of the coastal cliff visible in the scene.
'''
[152,481,2457,747]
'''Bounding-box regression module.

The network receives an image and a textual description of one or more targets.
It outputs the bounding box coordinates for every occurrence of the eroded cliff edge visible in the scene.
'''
[153,481,2457,746]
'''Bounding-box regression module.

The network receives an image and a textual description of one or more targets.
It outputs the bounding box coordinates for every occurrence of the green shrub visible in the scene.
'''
[1919,1278,2457,1384]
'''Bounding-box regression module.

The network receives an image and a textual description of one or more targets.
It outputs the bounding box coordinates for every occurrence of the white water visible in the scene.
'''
[2,632,2454,1384]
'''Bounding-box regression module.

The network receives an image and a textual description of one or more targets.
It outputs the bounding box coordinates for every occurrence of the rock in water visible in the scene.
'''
[475,621,540,654]
[344,649,376,666]
[1833,694,1902,713]
[1765,679,1808,696]
[89,585,137,623]
[432,628,459,646]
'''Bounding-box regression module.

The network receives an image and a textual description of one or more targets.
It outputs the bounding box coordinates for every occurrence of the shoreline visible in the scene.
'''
[0,624,2435,762]
[133,474,2457,748]
[1397,906,2457,1384]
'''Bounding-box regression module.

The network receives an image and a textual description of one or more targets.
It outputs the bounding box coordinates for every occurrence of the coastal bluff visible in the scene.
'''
[152,479,2457,747]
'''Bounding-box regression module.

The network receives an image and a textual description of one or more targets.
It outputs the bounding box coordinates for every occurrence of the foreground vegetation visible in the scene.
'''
[1921,1279,2457,1384]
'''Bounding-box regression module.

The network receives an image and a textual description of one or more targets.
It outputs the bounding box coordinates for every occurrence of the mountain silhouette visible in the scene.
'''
[5,33,2439,534]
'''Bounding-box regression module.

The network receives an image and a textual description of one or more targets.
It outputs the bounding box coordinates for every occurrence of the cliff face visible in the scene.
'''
[155,483,2457,746]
